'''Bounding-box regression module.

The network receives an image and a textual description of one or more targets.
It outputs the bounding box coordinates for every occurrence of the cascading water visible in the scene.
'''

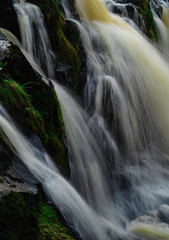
[73,0,169,155]
[2,0,169,239]
[151,0,169,58]
[62,0,169,237]
[13,0,55,78]
[0,105,114,240]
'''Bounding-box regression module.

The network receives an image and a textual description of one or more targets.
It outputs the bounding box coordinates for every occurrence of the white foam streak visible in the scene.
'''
[14,2,55,78]
[0,109,119,240]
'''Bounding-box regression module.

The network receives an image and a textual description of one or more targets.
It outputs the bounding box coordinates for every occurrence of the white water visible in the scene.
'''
[1,0,169,239]
[14,0,55,78]
[151,0,169,59]
[72,0,169,156]
[0,106,116,240]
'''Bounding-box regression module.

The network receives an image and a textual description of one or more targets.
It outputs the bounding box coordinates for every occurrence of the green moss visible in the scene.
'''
[0,191,78,240]
[0,77,46,136]
[0,191,39,240]
[0,76,69,174]
[39,199,76,240]
[56,15,81,90]
[139,1,158,41]
[0,44,69,175]
[31,0,82,91]
[0,61,4,68]
[124,0,158,41]
[53,0,58,6]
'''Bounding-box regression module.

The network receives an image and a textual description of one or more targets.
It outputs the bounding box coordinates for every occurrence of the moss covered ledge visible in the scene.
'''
[0,44,69,176]
[124,0,158,41]
[0,191,78,240]
[0,191,39,240]
[38,198,77,240]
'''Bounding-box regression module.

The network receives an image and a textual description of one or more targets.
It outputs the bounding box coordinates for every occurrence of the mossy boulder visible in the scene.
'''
[0,43,69,175]
[0,192,39,240]
[0,190,78,240]
[28,0,86,96]
[0,119,77,239]
[124,0,157,41]
[38,198,78,240]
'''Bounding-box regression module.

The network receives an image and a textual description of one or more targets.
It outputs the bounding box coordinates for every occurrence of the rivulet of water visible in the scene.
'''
[14,0,55,78]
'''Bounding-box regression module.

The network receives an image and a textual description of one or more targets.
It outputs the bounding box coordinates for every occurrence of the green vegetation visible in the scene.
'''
[125,0,158,41]
[139,0,158,41]
[0,78,45,134]
[0,191,39,240]
[31,0,82,91]
[39,199,76,240]
[0,44,69,175]
[0,61,4,68]
[0,191,77,240]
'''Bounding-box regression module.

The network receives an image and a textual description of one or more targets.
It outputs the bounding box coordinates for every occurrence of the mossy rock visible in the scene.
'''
[0,44,69,176]
[123,0,157,41]
[29,0,86,95]
[38,198,77,240]
[0,191,78,240]
[0,191,39,240]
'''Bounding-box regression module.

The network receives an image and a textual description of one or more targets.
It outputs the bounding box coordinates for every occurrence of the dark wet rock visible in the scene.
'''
[158,205,169,224]
[0,40,10,60]
[0,43,69,176]
[0,191,39,240]
[0,32,7,41]
[151,0,163,18]
[64,20,87,97]
[0,132,77,239]
[55,63,73,88]
[0,0,21,40]
[120,0,158,40]
[0,140,39,240]
[126,5,137,19]
[28,0,87,98]
[0,138,38,194]
[6,159,38,192]
[29,134,45,152]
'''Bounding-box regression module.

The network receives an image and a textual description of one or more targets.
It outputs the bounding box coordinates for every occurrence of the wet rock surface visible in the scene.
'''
[0,0,21,40]
[158,205,169,224]
[0,139,38,196]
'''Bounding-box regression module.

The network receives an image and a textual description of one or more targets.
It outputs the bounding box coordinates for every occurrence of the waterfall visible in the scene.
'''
[2,0,169,239]
[0,105,117,240]
[14,0,55,78]
[152,1,169,58]
[72,0,169,156]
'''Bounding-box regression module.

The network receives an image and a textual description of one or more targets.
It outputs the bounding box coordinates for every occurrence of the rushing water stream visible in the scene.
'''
[1,0,169,239]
